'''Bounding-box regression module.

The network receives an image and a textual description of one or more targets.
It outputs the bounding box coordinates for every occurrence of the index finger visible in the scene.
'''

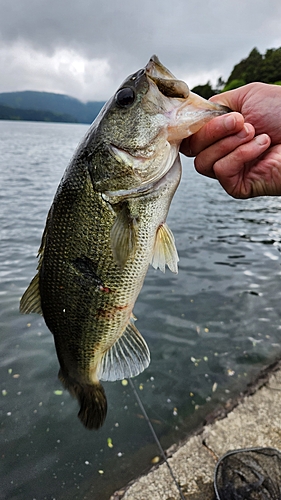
[181,112,245,157]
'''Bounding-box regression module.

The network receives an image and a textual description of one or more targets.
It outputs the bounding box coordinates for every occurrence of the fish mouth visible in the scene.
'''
[145,55,231,139]
[146,54,176,80]
[145,55,190,99]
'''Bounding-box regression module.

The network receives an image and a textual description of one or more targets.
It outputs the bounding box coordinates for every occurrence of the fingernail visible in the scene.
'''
[255,134,269,146]
[237,124,251,138]
[224,114,236,131]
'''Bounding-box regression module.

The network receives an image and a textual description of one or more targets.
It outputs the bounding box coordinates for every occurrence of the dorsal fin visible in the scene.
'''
[97,319,150,381]
[19,272,43,315]
[19,208,51,316]
[150,222,179,274]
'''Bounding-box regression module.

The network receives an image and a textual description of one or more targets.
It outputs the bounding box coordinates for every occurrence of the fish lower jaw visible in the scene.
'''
[167,109,221,141]
[165,94,230,141]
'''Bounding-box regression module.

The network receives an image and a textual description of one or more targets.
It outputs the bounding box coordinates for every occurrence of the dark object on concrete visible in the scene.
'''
[214,447,281,499]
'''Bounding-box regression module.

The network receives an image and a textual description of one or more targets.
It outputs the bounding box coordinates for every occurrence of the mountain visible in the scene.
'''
[0,91,106,124]
[0,103,78,123]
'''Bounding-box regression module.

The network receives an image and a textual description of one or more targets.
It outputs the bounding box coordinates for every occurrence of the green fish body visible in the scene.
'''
[20,56,229,429]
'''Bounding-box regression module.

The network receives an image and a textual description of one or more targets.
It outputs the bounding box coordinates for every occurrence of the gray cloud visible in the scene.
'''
[1,0,281,100]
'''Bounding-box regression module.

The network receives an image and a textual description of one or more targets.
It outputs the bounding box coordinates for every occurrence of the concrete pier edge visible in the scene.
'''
[110,358,281,499]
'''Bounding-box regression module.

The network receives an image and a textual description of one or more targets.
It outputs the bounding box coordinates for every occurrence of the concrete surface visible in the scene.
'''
[110,360,281,500]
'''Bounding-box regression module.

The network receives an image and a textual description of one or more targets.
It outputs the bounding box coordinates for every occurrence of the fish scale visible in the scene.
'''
[41,163,150,365]
[20,55,229,429]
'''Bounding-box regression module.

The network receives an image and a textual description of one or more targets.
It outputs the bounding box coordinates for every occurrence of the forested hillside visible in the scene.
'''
[192,47,281,98]
[0,91,105,124]
[0,103,77,123]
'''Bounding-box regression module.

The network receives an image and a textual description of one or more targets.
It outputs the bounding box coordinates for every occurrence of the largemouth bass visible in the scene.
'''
[20,56,229,430]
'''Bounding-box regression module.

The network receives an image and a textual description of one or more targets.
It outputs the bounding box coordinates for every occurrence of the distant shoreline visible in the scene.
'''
[0,103,82,124]
[0,90,105,124]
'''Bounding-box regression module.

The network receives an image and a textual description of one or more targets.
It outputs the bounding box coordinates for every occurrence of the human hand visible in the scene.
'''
[181,83,281,198]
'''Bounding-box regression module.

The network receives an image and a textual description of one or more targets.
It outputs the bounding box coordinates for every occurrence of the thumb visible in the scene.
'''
[208,87,245,113]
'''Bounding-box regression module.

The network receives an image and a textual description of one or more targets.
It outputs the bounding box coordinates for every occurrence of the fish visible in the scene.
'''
[20,55,229,430]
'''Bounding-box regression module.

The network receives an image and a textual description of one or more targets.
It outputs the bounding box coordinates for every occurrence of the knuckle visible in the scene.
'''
[194,154,205,174]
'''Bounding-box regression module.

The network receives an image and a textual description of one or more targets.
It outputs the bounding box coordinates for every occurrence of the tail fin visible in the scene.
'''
[59,370,107,430]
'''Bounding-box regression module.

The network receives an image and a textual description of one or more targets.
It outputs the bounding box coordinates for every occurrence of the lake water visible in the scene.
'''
[1,120,281,500]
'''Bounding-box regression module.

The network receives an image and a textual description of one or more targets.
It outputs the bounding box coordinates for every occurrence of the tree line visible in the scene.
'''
[0,103,77,123]
[192,47,281,99]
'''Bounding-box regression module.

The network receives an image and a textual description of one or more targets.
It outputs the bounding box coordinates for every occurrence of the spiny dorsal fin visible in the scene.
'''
[97,319,150,381]
[19,272,43,315]
[150,222,179,274]
[37,206,51,267]
[110,203,138,268]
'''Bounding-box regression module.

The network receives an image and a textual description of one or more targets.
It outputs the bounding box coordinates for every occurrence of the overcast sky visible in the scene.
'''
[1,0,281,102]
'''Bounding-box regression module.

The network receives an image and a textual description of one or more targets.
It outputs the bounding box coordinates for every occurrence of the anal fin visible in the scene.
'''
[97,319,150,382]
[150,222,179,274]
[19,272,43,315]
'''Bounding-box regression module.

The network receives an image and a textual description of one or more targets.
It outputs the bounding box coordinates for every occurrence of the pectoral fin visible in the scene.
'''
[110,203,138,268]
[150,222,179,274]
[19,272,43,315]
[97,318,150,381]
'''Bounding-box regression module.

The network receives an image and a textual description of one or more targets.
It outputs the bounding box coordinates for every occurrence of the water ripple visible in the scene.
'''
[1,121,281,499]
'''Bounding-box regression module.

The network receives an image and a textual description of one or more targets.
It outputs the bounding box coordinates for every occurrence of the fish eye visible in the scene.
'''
[115,87,135,107]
